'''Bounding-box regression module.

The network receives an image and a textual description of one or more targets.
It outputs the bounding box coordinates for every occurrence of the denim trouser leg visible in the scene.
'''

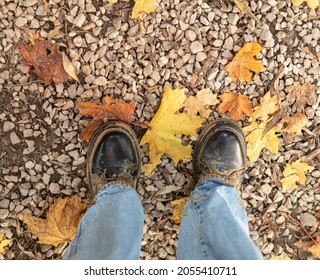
[177,179,263,260]
[64,184,144,260]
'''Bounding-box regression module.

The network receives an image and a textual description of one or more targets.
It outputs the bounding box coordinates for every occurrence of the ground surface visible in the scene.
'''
[0,0,320,260]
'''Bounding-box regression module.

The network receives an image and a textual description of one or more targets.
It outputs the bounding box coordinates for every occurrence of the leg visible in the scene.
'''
[177,179,262,259]
[64,184,144,260]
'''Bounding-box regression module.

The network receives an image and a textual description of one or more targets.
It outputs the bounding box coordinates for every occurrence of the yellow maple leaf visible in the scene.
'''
[132,0,158,19]
[217,92,253,121]
[280,160,314,190]
[308,236,320,259]
[282,112,308,136]
[270,251,291,260]
[140,86,203,177]
[243,121,280,163]
[23,195,87,247]
[184,88,219,119]
[251,91,279,121]
[0,233,12,254]
[292,0,319,9]
[225,42,264,82]
[171,197,188,223]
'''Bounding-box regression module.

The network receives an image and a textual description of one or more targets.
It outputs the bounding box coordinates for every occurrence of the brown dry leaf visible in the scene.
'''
[47,25,64,41]
[19,40,69,85]
[0,233,12,254]
[308,236,320,259]
[184,88,219,119]
[77,96,136,141]
[62,53,80,83]
[171,197,188,224]
[217,92,253,121]
[270,251,291,260]
[234,0,262,24]
[225,42,264,82]
[295,239,313,251]
[251,91,279,121]
[282,112,308,136]
[23,195,87,247]
[285,83,317,112]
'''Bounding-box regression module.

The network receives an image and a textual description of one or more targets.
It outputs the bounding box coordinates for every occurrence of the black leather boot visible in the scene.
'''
[86,121,141,199]
[193,119,247,189]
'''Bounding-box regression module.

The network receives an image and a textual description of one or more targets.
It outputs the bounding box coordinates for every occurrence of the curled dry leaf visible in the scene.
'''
[251,91,279,121]
[270,251,291,260]
[282,112,308,135]
[280,159,314,190]
[234,0,261,24]
[62,53,80,83]
[308,236,320,259]
[171,197,188,224]
[0,233,12,254]
[225,42,264,82]
[292,0,319,9]
[78,96,136,141]
[285,83,317,112]
[184,88,219,119]
[217,92,253,121]
[23,195,87,247]
[19,40,69,85]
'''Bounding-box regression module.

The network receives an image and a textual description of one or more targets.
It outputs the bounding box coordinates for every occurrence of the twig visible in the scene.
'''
[7,79,42,88]
[288,214,318,246]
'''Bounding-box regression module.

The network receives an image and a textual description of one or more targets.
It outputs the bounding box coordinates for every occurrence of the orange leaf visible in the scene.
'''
[19,40,69,85]
[308,236,320,259]
[225,42,264,82]
[77,96,136,141]
[218,92,253,121]
[282,112,308,136]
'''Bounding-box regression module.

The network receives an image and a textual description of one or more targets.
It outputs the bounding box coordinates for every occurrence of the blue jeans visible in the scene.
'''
[64,179,263,260]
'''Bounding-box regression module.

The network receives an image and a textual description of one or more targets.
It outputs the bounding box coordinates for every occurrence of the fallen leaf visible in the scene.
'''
[43,0,49,14]
[78,96,136,140]
[243,121,280,163]
[308,236,320,259]
[270,251,291,260]
[62,53,80,83]
[155,185,183,196]
[140,86,203,177]
[20,40,69,85]
[107,0,119,3]
[132,0,158,19]
[217,92,253,121]
[47,25,64,41]
[23,195,87,247]
[282,113,308,135]
[295,239,313,251]
[234,0,261,24]
[0,233,12,254]
[292,0,319,9]
[225,42,264,82]
[251,91,279,121]
[171,197,188,223]
[184,88,219,119]
[285,83,317,112]
[280,160,314,190]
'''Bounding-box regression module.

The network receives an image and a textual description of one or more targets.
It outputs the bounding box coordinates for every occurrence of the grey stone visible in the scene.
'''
[73,13,86,28]
[190,41,203,54]
[299,213,317,227]
[3,121,14,132]
[10,132,20,145]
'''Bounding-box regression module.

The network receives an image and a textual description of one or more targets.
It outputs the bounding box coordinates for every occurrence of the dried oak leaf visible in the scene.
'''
[285,83,317,112]
[282,112,308,135]
[280,159,314,190]
[217,92,253,121]
[171,197,188,224]
[77,96,136,141]
[243,121,280,164]
[132,0,158,19]
[251,91,279,121]
[184,88,219,119]
[225,42,264,82]
[292,0,319,9]
[308,236,320,259]
[19,40,69,85]
[23,195,87,247]
[0,233,12,254]
[140,86,203,177]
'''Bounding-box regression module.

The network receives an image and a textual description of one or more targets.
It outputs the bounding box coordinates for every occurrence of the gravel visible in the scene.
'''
[0,0,319,260]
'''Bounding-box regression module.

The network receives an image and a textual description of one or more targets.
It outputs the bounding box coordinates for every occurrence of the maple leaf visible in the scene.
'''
[285,83,317,112]
[140,86,203,177]
[243,121,280,163]
[171,197,188,224]
[234,0,261,24]
[292,0,319,9]
[77,96,136,141]
[308,236,320,259]
[0,233,12,254]
[217,92,253,121]
[19,40,69,85]
[183,88,219,119]
[280,160,314,190]
[251,91,279,121]
[270,251,291,260]
[282,113,308,136]
[23,195,87,247]
[225,42,264,82]
[132,0,158,19]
